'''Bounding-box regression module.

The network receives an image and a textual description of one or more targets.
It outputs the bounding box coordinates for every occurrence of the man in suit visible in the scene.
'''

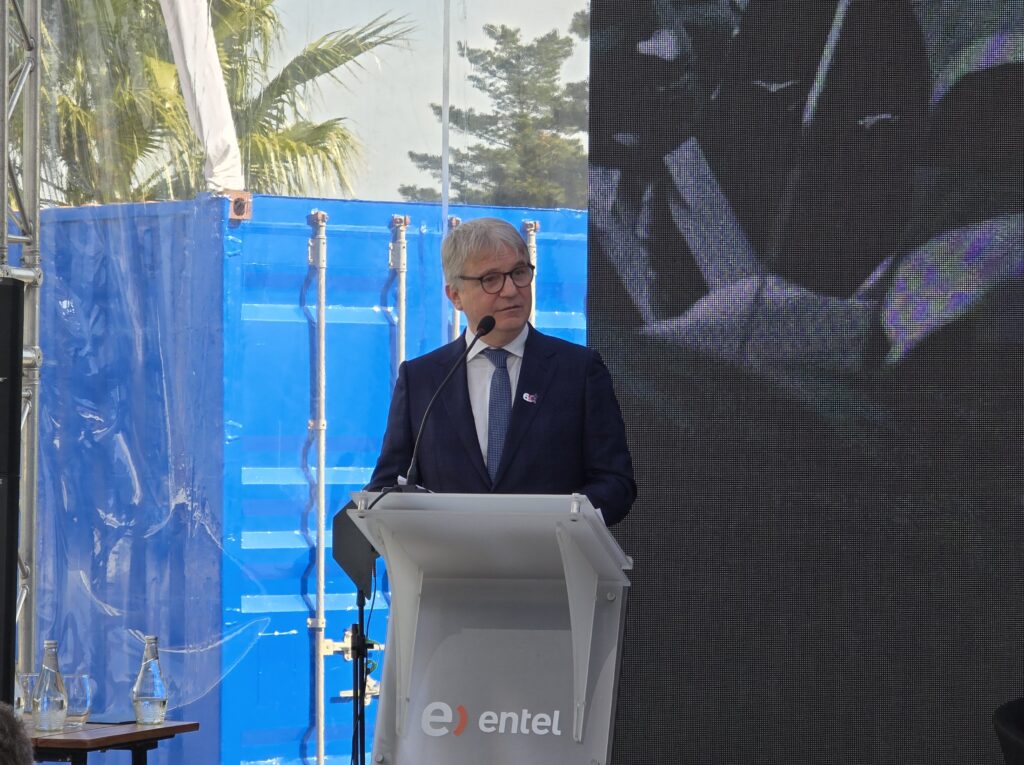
[366,217,636,525]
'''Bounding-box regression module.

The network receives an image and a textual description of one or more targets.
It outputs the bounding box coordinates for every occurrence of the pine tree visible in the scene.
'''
[399,20,587,209]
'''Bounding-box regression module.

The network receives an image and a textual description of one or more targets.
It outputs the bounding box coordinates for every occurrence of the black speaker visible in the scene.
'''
[0,278,24,705]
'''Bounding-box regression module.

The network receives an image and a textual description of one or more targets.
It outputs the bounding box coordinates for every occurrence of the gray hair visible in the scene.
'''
[441,217,529,287]
[0,703,33,765]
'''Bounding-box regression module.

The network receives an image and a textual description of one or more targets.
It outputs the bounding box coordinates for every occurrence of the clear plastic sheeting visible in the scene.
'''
[35,194,587,764]
[37,198,231,760]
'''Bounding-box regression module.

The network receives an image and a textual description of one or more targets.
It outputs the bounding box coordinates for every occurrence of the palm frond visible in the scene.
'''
[243,118,361,195]
[243,14,412,134]
[211,0,279,110]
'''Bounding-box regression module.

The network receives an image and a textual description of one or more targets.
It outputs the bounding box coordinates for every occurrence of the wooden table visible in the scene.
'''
[31,720,199,765]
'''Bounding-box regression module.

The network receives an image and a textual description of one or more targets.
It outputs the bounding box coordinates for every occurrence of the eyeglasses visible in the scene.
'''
[459,263,535,294]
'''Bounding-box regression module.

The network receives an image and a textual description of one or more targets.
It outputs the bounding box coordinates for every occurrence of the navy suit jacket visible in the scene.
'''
[366,326,636,524]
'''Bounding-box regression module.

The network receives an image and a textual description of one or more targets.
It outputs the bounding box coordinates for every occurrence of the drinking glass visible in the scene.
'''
[15,673,38,714]
[64,674,93,727]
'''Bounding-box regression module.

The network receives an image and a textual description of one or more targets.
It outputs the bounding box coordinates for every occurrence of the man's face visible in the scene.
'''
[445,245,533,347]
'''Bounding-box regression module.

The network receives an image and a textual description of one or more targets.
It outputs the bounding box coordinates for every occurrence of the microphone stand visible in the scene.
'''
[331,505,377,764]
[351,589,368,765]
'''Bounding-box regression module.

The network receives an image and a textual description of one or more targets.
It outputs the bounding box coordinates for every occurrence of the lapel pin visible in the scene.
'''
[522,392,537,404]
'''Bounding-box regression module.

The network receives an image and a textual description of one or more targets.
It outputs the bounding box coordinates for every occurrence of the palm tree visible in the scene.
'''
[40,0,411,204]
[209,2,410,197]
[41,0,194,205]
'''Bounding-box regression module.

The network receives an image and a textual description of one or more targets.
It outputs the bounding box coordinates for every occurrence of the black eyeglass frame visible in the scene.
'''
[458,263,535,294]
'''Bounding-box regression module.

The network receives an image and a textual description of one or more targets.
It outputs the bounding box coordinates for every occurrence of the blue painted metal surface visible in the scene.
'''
[37,194,586,764]
[37,198,226,764]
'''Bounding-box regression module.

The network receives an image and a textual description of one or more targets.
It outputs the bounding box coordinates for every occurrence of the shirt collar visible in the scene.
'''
[465,322,529,361]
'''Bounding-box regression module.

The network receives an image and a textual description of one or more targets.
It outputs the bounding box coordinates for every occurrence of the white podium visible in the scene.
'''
[348,491,632,765]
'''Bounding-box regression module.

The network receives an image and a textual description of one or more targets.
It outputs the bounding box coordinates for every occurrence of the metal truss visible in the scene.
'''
[2,0,42,677]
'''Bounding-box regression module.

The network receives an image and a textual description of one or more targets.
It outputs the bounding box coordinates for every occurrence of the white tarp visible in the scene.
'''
[159,0,245,191]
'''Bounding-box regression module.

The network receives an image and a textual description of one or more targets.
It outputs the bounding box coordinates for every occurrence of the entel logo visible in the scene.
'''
[421,701,563,738]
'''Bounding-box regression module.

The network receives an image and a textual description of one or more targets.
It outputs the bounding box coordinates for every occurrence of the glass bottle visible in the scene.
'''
[131,635,168,725]
[32,640,68,731]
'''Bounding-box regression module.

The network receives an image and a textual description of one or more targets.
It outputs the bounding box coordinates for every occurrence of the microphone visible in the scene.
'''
[403,315,496,490]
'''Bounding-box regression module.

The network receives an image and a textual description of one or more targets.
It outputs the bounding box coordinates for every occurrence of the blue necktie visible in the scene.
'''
[483,348,511,482]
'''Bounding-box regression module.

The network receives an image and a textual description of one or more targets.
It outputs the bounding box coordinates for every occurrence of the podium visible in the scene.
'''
[348,491,632,765]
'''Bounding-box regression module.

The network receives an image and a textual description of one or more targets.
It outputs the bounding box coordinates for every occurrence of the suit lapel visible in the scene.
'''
[436,337,491,486]
[494,327,557,484]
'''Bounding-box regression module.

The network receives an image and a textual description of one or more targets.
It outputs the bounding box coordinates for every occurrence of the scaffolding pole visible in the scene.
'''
[522,220,540,326]
[447,215,461,339]
[2,0,42,681]
[305,211,329,765]
[389,215,410,365]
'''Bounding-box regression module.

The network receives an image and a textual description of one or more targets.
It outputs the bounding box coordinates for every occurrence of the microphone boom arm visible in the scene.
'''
[403,315,496,488]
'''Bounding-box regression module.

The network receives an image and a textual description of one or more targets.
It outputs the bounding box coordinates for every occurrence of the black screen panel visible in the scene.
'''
[589,2,1024,762]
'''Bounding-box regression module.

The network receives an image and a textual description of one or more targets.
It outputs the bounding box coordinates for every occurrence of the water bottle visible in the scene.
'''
[131,635,168,725]
[33,640,68,731]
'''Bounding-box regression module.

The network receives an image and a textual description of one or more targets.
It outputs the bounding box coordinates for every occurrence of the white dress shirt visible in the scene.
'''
[465,324,529,460]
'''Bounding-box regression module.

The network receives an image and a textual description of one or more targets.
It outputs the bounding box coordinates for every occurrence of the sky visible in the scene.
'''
[274,0,588,201]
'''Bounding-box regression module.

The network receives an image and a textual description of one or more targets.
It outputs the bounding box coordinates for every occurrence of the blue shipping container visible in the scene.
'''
[36,194,587,764]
